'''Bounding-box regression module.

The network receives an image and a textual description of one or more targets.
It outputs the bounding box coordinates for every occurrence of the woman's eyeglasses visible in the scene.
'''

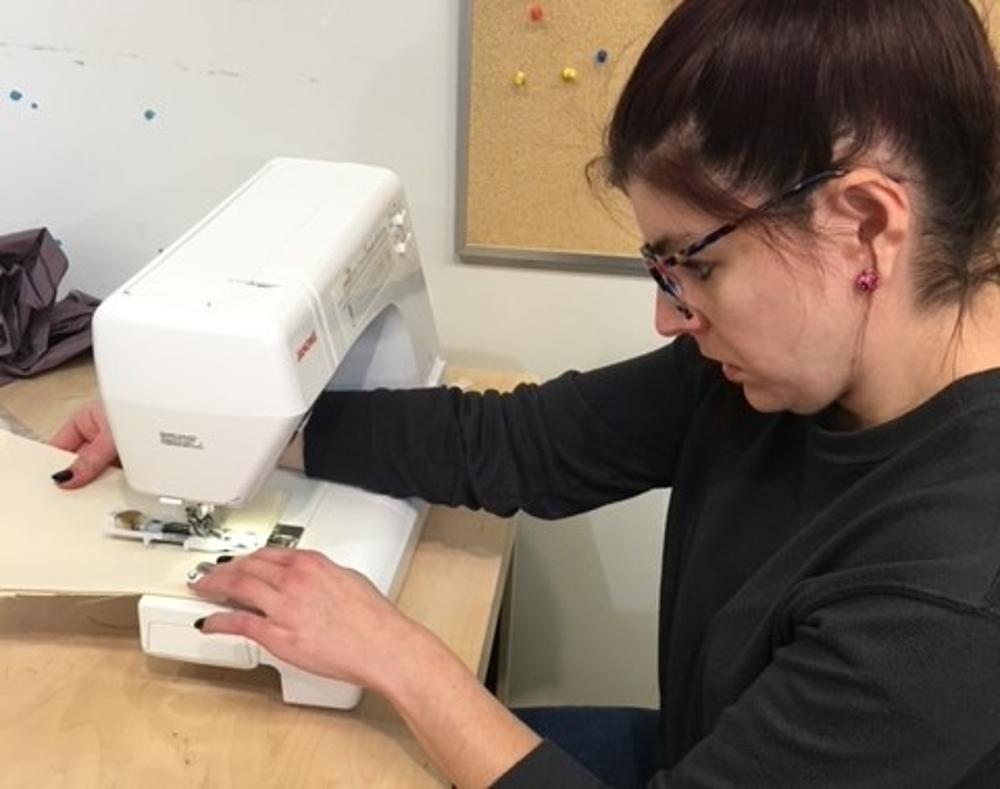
[640,169,848,319]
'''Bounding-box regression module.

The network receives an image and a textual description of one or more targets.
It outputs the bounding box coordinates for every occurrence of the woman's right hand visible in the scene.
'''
[50,401,119,488]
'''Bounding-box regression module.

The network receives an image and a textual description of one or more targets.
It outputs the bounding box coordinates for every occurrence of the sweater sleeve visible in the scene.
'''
[655,592,1000,787]
[302,338,703,518]
[492,740,611,788]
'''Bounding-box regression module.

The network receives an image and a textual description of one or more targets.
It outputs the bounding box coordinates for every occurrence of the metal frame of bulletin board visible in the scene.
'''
[456,0,673,276]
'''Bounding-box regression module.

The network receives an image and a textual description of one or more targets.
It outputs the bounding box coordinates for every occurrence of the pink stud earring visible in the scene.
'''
[855,269,880,293]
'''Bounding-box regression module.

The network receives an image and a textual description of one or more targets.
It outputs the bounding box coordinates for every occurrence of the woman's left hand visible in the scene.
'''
[188,548,417,691]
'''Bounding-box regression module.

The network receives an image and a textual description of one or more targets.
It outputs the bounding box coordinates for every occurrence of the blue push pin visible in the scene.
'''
[595,49,609,65]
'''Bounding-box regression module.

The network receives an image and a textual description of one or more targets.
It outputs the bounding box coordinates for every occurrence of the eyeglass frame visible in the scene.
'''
[639,168,849,319]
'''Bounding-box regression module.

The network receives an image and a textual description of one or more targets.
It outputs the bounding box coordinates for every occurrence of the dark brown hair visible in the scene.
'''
[597,0,999,307]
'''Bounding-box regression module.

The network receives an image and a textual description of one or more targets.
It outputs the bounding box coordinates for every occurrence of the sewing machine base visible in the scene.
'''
[138,471,427,709]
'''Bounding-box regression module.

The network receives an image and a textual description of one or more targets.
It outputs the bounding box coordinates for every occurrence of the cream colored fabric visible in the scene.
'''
[0,430,283,598]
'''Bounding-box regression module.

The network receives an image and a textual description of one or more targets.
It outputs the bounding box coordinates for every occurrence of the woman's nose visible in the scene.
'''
[655,290,704,336]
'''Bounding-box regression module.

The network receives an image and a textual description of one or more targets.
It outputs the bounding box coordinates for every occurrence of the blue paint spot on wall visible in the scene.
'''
[143,108,156,121]
[9,89,23,101]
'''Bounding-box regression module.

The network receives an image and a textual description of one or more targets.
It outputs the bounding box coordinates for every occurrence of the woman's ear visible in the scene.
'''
[817,168,911,284]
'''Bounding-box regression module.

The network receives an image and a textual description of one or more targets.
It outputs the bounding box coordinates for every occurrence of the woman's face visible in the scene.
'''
[629,178,871,415]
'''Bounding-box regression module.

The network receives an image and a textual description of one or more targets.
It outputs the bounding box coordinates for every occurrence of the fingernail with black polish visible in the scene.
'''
[51,468,74,484]
[216,555,234,564]
[193,617,206,631]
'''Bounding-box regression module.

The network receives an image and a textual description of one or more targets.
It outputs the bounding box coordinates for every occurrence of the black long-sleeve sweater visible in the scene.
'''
[303,336,1000,787]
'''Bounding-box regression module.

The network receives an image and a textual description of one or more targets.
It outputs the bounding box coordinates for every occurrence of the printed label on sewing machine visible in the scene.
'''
[336,226,392,329]
[159,431,204,450]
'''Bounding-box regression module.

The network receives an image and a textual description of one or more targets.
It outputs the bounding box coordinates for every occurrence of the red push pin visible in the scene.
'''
[529,4,544,22]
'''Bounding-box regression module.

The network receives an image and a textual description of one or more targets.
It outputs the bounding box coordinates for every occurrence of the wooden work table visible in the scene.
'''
[0,355,525,788]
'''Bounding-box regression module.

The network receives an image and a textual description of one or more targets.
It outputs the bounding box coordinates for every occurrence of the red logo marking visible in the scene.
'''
[296,330,318,362]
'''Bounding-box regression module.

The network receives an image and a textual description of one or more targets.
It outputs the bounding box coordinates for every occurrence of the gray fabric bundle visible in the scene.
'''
[0,228,99,385]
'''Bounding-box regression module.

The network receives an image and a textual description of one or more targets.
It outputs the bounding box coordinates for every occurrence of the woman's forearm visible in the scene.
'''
[377,622,541,788]
[277,426,536,784]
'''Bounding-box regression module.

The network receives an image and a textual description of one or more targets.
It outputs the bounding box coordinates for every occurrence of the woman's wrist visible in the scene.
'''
[370,617,449,702]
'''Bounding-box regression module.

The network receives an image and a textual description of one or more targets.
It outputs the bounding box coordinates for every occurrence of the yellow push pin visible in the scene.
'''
[561,66,578,82]
[513,70,528,87]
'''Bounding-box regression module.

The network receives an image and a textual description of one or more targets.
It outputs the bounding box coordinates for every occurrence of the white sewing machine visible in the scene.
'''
[92,158,444,708]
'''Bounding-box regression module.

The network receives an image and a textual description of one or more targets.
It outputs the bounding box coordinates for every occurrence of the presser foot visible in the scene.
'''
[185,503,220,537]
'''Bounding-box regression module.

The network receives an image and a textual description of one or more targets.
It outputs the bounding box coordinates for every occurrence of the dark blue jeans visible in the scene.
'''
[513,706,660,788]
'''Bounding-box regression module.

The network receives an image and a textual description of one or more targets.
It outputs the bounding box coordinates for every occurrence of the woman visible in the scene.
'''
[53,0,1000,786]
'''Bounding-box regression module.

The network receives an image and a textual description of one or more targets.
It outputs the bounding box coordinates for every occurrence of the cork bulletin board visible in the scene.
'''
[457,0,675,274]
[457,0,1000,274]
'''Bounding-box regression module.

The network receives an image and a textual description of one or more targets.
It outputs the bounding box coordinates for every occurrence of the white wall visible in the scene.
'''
[0,0,667,707]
